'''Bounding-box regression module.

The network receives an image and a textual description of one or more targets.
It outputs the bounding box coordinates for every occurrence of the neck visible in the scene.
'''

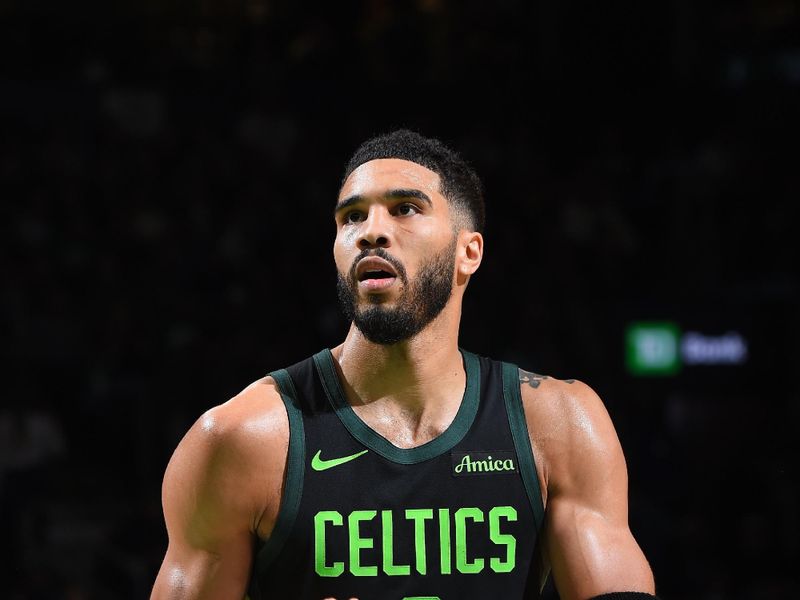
[331,302,465,413]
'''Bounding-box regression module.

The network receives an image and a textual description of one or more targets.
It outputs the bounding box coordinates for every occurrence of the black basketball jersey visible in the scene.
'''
[246,348,545,600]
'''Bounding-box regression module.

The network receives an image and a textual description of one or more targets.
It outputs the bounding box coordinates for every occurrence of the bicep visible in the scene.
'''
[150,416,256,600]
[537,383,654,599]
[544,496,653,600]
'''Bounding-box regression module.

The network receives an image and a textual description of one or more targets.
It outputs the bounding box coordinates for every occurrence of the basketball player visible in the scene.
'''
[150,129,658,599]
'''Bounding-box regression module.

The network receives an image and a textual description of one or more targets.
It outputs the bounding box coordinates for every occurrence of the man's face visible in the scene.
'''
[334,158,458,345]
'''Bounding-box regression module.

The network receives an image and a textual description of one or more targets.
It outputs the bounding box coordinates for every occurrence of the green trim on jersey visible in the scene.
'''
[253,368,306,572]
[313,348,481,465]
[501,361,545,532]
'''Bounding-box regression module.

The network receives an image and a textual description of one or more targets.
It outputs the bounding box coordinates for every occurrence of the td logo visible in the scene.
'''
[625,322,681,376]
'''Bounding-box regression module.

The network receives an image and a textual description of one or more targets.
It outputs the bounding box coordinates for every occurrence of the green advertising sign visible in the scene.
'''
[625,322,681,376]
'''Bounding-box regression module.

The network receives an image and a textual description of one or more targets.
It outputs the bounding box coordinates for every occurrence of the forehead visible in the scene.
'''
[339,158,442,202]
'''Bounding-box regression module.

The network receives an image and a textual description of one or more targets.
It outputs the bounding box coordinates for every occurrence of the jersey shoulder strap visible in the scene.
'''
[249,361,308,594]
[500,359,546,531]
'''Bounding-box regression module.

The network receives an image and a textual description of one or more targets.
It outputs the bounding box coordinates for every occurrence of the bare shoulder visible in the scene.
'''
[163,375,290,539]
[517,368,623,501]
[517,368,614,439]
[174,375,289,469]
[195,375,288,448]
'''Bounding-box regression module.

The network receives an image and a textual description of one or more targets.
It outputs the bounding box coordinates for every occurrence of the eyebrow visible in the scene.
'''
[334,189,433,214]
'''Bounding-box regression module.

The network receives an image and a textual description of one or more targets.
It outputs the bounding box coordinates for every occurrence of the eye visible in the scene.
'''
[395,203,420,217]
[343,210,364,224]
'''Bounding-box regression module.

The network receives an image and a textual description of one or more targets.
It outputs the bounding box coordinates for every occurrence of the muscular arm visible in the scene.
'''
[521,374,656,599]
[151,379,288,600]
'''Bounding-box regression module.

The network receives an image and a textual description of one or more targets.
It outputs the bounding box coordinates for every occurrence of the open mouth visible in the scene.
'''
[358,269,395,282]
[358,269,397,291]
[355,257,399,291]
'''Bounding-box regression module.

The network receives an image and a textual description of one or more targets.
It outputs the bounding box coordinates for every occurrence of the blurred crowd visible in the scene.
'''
[2,1,798,598]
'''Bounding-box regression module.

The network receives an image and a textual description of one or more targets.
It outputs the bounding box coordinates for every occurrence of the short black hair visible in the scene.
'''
[341,129,486,233]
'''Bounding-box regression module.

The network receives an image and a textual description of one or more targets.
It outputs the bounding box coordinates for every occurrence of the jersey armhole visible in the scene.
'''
[501,361,546,532]
[250,368,306,592]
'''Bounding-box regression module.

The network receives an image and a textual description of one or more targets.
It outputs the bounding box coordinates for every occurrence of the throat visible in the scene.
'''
[331,340,468,448]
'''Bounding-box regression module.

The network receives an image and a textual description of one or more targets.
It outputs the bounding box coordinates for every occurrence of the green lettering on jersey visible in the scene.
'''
[405,508,433,575]
[455,507,484,574]
[314,505,518,578]
[489,506,517,573]
[348,510,378,576]
[454,454,516,475]
[314,511,344,577]
[382,510,410,575]
[438,508,451,574]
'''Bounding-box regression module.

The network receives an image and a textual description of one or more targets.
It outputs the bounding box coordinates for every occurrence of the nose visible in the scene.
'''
[357,207,391,250]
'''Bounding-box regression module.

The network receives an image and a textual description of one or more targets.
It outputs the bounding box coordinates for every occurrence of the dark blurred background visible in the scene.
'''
[2,1,798,598]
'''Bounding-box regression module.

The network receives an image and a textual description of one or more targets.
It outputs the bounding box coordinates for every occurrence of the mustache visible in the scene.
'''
[348,247,407,283]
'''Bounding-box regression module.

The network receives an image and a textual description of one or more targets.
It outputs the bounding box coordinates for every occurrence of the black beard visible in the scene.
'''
[336,240,457,345]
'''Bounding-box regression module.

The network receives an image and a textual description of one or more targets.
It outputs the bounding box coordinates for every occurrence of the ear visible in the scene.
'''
[457,230,483,279]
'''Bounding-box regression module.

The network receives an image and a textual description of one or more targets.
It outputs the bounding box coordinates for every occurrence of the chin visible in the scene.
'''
[362,292,395,305]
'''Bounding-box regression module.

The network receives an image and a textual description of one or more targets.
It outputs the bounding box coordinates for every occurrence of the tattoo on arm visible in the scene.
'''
[519,369,548,389]
[519,368,575,388]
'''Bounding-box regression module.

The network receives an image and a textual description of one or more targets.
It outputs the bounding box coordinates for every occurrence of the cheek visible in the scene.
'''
[398,220,441,252]
[334,226,361,254]
[333,236,351,273]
